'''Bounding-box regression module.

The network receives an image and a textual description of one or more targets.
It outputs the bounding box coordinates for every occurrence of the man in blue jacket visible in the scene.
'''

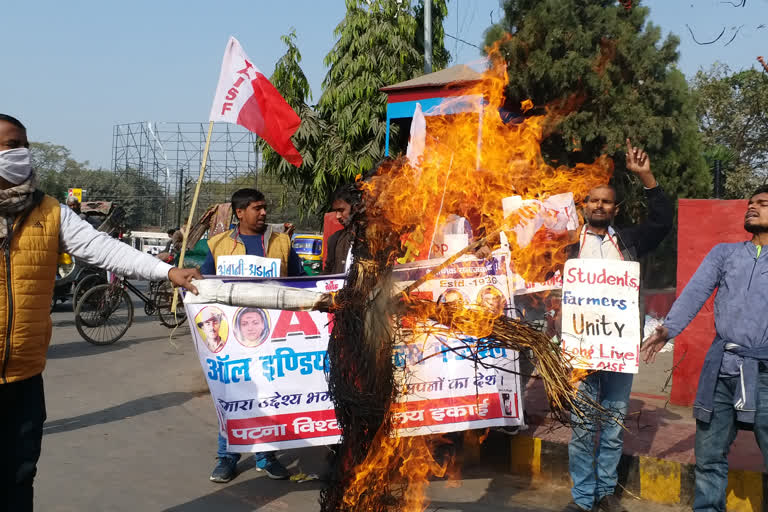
[642,185,768,512]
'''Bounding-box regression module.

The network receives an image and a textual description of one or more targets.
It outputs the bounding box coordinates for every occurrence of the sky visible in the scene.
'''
[2,0,767,170]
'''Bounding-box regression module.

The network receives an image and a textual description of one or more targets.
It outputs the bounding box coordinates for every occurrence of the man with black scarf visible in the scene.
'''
[563,140,673,512]
[0,114,201,510]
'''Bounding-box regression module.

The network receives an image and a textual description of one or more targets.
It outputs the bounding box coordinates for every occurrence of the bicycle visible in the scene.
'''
[74,273,188,345]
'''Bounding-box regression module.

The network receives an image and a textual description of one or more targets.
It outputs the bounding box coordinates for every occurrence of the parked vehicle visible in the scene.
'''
[52,201,124,310]
[292,234,324,275]
[126,230,171,256]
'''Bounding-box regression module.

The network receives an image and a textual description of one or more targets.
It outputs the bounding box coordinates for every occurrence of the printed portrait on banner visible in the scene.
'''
[195,306,230,353]
[476,284,506,317]
[233,307,271,348]
[437,288,469,306]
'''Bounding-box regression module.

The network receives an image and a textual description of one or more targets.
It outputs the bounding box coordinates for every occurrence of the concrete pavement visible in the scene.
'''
[37,299,688,511]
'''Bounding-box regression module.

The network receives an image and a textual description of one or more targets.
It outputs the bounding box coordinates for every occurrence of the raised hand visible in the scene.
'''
[625,138,657,188]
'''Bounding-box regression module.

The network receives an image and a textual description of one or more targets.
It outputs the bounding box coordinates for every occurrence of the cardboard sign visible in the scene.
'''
[216,255,281,278]
[560,259,640,373]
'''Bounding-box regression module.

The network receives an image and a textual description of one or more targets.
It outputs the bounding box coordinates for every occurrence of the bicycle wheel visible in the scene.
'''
[156,281,187,328]
[72,272,106,308]
[75,284,134,345]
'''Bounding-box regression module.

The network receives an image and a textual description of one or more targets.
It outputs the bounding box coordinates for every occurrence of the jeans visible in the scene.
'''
[569,370,633,509]
[693,372,768,512]
[216,432,276,467]
[0,374,46,512]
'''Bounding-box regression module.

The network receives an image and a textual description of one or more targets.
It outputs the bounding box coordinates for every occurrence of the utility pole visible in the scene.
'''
[424,0,432,73]
[714,160,723,199]
[176,168,184,228]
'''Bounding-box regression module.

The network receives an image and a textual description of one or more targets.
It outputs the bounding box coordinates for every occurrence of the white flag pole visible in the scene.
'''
[171,120,214,313]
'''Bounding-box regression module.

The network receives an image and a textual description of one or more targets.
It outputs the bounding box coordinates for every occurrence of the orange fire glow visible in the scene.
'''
[343,46,613,511]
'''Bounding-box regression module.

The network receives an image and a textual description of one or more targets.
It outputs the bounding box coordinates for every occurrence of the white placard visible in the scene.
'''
[560,259,641,373]
[216,255,281,277]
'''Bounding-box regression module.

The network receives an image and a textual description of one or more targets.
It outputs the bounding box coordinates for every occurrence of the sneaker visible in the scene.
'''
[596,495,627,512]
[256,456,291,480]
[495,425,520,436]
[209,457,238,483]
[562,502,591,512]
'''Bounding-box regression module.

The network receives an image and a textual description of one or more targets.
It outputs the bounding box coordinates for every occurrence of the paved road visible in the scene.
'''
[37,296,685,512]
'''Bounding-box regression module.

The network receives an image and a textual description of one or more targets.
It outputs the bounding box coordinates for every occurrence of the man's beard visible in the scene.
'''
[744,221,768,234]
[587,216,611,229]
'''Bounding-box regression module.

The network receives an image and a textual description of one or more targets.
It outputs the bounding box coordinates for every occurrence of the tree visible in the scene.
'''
[692,63,768,199]
[485,0,711,286]
[258,29,329,218]
[30,141,167,228]
[260,1,451,217]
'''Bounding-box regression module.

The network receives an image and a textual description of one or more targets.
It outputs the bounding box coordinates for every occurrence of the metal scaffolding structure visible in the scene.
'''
[111,122,260,227]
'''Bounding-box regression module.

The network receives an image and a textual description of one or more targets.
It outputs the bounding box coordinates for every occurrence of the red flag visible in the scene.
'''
[209,37,302,167]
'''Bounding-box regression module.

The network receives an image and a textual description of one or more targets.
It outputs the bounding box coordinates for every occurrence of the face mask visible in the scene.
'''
[0,147,32,185]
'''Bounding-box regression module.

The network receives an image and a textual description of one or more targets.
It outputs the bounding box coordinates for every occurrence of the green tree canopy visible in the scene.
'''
[260,0,450,217]
[692,63,768,199]
[484,0,710,221]
[30,141,167,228]
[484,0,711,286]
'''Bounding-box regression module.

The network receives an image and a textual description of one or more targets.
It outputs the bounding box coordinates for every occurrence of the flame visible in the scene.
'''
[340,43,614,511]
[362,47,612,284]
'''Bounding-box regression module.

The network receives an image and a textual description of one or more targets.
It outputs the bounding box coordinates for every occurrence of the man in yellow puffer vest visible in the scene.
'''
[0,114,203,510]
[199,188,305,483]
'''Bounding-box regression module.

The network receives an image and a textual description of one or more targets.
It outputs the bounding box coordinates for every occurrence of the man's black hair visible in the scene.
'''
[585,183,619,203]
[332,184,361,206]
[750,185,768,199]
[0,114,26,131]
[167,228,177,237]
[231,188,266,211]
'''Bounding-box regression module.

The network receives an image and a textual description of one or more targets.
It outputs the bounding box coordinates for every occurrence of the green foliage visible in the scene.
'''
[485,0,710,210]
[30,141,167,228]
[260,1,451,217]
[485,0,712,287]
[692,63,768,199]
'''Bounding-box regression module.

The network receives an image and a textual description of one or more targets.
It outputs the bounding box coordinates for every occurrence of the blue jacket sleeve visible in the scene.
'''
[200,248,216,276]
[287,247,306,277]
[664,245,726,339]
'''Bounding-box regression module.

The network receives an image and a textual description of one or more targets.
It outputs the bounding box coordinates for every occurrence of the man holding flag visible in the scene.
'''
[195,36,305,483]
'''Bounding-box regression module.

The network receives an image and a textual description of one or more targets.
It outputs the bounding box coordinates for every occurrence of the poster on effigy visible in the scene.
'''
[186,276,344,453]
[392,252,525,435]
[187,263,523,453]
[560,259,641,373]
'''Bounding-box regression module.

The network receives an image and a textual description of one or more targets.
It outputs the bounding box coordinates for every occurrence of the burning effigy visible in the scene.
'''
[185,52,616,511]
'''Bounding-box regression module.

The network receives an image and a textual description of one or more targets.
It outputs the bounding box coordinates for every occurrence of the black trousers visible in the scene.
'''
[0,374,46,512]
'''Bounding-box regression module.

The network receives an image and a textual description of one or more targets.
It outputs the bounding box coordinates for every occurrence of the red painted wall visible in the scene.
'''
[671,199,751,405]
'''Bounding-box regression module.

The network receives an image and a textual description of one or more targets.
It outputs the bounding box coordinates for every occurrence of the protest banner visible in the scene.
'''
[186,255,523,453]
[560,258,641,373]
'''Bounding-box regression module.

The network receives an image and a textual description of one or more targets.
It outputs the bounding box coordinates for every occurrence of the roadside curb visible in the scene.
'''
[481,431,765,512]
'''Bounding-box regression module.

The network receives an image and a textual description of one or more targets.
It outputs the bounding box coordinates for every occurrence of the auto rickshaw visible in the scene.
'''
[292,234,324,275]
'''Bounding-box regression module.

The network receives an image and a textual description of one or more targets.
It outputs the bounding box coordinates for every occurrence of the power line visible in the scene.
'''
[445,32,482,50]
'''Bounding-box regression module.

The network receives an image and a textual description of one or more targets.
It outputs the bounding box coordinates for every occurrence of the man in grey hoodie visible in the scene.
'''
[642,185,768,512]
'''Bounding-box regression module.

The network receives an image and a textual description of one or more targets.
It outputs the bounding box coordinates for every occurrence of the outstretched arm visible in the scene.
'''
[59,205,201,292]
[641,244,727,362]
